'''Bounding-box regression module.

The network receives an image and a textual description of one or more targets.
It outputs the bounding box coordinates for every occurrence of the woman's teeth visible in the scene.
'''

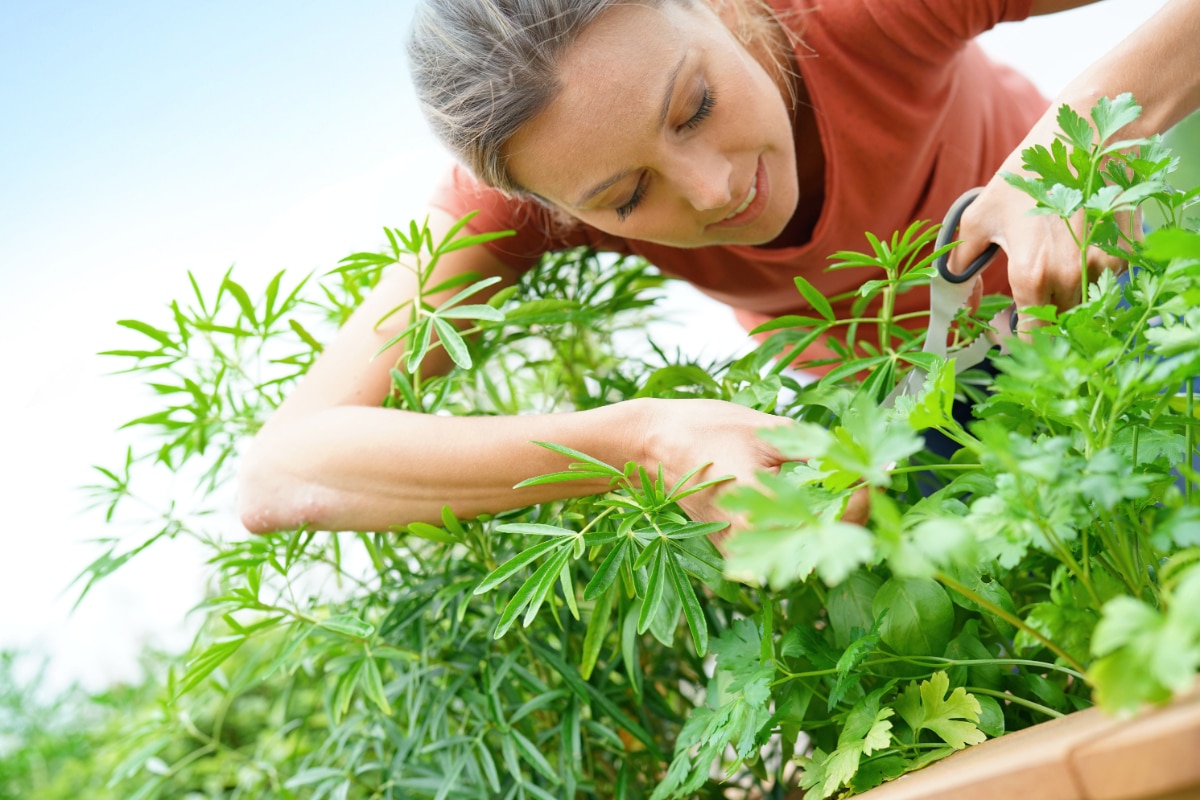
[726,181,757,220]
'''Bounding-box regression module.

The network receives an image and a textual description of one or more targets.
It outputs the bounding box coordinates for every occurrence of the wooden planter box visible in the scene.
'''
[853,685,1200,800]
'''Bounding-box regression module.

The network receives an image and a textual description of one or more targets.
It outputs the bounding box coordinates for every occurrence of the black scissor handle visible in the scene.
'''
[934,187,1000,284]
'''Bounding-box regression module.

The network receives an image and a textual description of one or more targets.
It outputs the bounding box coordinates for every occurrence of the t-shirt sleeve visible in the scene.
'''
[428,163,611,273]
[857,0,1035,60]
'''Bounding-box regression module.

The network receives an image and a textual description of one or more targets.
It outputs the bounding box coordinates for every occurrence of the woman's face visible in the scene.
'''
[503,1,799,248]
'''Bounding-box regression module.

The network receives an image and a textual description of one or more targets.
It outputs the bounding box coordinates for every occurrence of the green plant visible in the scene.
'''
[46,93,1200,800]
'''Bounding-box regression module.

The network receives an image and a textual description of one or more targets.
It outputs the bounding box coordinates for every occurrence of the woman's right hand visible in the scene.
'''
[633,398,869,546]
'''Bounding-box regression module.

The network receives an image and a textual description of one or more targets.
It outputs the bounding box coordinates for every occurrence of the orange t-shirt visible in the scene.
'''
[428,0,1049,357]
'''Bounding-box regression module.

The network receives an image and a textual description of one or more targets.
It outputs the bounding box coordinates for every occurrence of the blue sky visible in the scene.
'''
[1,1,427,298]
[0,0,1179,690]
[0,0,450,690]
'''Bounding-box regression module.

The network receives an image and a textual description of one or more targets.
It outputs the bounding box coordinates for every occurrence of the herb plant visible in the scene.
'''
[39,94,1200,800]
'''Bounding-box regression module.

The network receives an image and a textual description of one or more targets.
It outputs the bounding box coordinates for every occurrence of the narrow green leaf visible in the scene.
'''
[560,561,580,621]
[284,768,346,789]
[334,659,364,718]
[637,464,661,506]
[373,297,416,333]
[665,461,712,501]
[424,270,482,296]
[190,321,253,337]
[562,699,581,799]
[221,278,258,328]
[524,782,562,800]
[432,316,472,369]
[666,552,708,656]
[441,505,467,538]
[475,538,564,594]
[530,441,624,477]
[495,522,579,537]
[434,275,504,312]
[178,637,245,696]
[522,547,573,628]
[360,656,392,714]
[749,314,831,333]
[794,275,836,321]
[97,348,171,359]
[584,538,630,600]
[434,759,466,800]
[389,368,422,411]
[116,319,175,349]
[434,210,482,251]
[288,319,324,352]
[637,546,667,634]
[387,225,408,257]
[514,469,619,488]
[400,521,458,544]
[500,734,522,779]
[632,537,661,572]
[405,319,434,373]
[334,251,396,269]
[262,270,284,323]
[373,323,418,361]
[510,689,570,725]
[477,741,502,793]
[317,614,375,639]
[582,586,616,680]
[438,228,517,254]
[493,548,569,638]
[664,521,728,540]
[438,303,506,322]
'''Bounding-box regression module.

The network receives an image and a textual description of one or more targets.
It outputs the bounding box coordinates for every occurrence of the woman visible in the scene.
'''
[237,0,1200,535]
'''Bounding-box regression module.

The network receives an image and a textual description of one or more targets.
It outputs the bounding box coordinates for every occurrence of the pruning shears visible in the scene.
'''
[882,187,1016,408]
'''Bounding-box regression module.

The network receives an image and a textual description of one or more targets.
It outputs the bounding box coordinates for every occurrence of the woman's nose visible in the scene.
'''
[673,149,732,211]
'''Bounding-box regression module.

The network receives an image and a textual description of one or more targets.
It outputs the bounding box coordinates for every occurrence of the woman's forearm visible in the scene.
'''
[960,0,1200,312]
[237,399,653,533]
[1026,0,1200,152]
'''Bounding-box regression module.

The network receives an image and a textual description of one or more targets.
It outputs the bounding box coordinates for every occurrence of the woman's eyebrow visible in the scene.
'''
[572,51,689,207]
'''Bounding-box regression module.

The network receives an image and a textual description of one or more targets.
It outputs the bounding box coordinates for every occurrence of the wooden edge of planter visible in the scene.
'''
[853,682,1200,800]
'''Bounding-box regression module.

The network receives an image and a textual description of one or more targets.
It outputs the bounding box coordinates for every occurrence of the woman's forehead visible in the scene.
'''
[504,3,716,202]
[555,2,690,81]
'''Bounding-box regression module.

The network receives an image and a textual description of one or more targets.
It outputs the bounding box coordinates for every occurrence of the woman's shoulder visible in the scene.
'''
[429,164,628,272]
[769,0,1035,57]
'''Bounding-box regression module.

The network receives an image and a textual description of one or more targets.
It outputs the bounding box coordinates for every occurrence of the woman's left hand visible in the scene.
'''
[948,168,1130,326]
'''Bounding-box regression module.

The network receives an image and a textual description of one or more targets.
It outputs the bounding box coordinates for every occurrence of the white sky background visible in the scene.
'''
[0,0,1175,693]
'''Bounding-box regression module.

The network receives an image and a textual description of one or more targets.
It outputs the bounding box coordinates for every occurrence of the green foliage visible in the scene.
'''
[12,94,1199,800]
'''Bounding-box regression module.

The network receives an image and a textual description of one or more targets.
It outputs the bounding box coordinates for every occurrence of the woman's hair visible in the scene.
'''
[407,0,797,196]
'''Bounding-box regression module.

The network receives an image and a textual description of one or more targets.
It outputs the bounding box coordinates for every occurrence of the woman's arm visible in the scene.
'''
[236,209,793,533]
[955,0,1200,312]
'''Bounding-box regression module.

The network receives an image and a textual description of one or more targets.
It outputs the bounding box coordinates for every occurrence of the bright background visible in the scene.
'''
[0,0,1175,692]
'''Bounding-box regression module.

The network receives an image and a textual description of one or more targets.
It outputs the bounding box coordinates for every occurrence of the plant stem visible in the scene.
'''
[1188,381,1196,502]
[936,572,1086,674]
[888,463,980,475]
[965,686,1064,719]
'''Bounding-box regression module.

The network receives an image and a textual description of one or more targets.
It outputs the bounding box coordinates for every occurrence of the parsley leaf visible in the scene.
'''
[894,671,986,750]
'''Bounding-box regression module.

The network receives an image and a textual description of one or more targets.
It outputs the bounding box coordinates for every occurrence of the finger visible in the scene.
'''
[946,234,999,278]
[842,486,871,525]
[1085,246,1127,283]
[945,198,1000,278]
[967,274,984,314]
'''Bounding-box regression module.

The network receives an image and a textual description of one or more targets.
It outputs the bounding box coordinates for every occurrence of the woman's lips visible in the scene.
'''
[726,180,757,219]
[710,158,768,229]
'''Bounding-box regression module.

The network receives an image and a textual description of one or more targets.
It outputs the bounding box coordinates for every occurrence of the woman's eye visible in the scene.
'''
[680,87,716,131]
[616,179,646,221]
